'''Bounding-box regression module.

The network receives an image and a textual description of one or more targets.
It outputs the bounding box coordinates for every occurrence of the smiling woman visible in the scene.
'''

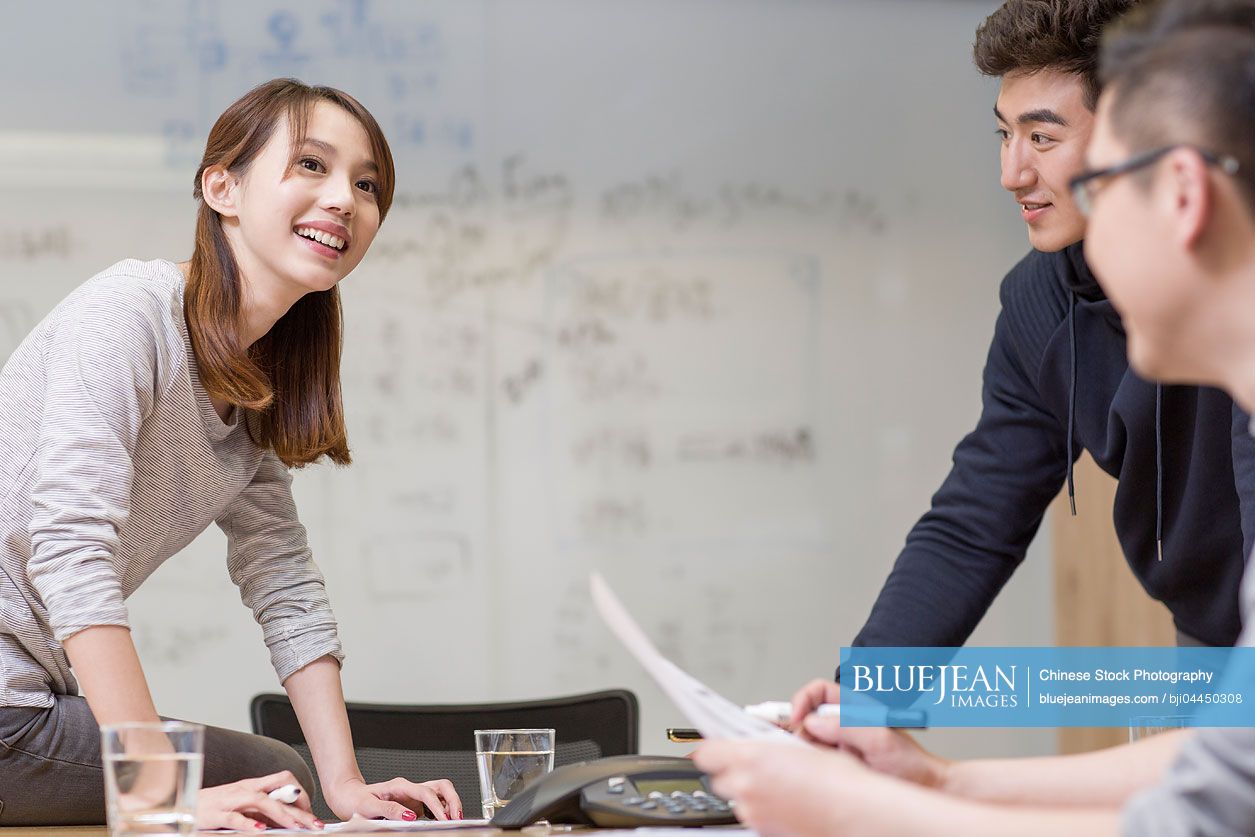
[0,79,461,829]
[186,78,395,467]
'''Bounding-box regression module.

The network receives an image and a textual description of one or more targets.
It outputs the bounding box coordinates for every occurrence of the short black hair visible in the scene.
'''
[1100,0,1255,209]
[974,0,1143,110]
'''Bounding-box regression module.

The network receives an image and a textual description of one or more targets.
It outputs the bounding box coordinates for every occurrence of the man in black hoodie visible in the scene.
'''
[698,6,1255,835]
[793,0,1255,719]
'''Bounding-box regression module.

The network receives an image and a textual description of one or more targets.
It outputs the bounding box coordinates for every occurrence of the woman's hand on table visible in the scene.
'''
[196,771,321,831]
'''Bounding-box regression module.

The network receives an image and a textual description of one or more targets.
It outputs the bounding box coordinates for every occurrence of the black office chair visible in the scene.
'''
[250,689,639,821]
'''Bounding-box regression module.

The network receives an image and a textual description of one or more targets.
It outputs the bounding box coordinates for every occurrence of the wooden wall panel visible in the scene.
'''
[1051,453,1175,754]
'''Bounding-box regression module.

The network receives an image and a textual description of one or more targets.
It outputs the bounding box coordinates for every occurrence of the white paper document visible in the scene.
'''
[220,816,491,834]
[322,817,492,832]
[592,830,757,836]
[590,572,798,744]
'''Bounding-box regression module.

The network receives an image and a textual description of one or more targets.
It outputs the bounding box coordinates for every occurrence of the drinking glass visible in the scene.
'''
[1128,715,1190,742]
[101,721,204,837]
[474,728,555,820]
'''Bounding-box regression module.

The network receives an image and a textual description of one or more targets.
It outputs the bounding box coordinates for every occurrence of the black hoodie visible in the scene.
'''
[852,242,1251,650]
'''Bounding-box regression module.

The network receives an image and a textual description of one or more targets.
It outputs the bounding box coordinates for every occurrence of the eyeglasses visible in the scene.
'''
[1069,144,1241,217]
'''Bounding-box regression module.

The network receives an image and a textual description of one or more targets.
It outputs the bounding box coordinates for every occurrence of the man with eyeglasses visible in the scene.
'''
[1072,147,1241,217]
[791,0,1255,726]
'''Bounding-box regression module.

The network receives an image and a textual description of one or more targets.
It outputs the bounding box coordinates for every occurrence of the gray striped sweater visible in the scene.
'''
[0,258,343,708]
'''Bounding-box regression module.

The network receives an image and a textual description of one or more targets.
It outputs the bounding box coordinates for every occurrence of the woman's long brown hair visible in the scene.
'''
[187,78,395,467]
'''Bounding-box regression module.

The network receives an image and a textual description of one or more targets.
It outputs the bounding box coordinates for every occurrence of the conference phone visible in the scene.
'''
[489,754,738,828]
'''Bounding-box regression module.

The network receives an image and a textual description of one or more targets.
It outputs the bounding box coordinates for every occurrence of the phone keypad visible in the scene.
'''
[621,789,730,816]
[666,790,731,814]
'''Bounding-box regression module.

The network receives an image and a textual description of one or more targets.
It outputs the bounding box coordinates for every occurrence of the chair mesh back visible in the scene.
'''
[251,690,638,822]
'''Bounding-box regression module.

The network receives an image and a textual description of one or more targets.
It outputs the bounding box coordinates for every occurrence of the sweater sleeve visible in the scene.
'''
[1120,553,1255,836]
[219,451,344,683]
[26,279,167,642]
[1122,727,1255,837]
[850,296,1072,651]
[1230,402,1255,568]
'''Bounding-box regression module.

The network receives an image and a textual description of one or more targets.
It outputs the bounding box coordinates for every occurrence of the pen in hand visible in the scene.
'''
[745,701,840,725]
[268,784,302,804]
[751,700,926,729]
[667,702,841,742]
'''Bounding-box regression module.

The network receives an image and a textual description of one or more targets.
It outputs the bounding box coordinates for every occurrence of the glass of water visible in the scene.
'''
[101,721,204,837]
[1129,715,1191,742]
[474,728,555,820]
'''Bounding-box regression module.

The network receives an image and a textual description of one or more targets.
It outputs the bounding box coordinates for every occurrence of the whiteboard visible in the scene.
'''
[0,0,1055,760]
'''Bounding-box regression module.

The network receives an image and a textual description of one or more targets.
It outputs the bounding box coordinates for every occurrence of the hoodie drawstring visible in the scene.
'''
[1067,290,1077,515]
[1067,290,1164,560]
[1156,384,1164,561]
[1063,246,1162,562]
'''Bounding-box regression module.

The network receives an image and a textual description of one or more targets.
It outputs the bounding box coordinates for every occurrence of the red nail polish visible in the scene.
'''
[254,823,267,830]
[401,811,417,822]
